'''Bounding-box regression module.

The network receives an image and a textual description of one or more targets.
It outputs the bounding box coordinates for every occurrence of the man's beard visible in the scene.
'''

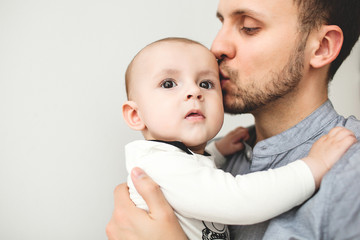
[222,38,306,114]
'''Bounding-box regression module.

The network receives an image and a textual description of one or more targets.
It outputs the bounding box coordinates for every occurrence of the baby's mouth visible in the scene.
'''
[185,110,205,119]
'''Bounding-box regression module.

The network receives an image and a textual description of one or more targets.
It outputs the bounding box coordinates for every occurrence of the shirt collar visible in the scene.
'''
[253,100,339,156]
[150,140,211,156]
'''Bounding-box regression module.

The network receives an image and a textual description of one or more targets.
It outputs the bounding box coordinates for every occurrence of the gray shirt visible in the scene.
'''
[223,100,360,240]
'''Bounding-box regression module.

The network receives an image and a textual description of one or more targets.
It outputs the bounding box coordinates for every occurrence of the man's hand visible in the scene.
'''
[106,167,187,240]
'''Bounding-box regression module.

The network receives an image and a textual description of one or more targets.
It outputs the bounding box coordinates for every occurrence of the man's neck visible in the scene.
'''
[252,82,328,143]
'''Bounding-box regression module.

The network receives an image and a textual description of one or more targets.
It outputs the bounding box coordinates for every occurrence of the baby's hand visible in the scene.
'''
[215,127,250,156]
[302,127,357,188]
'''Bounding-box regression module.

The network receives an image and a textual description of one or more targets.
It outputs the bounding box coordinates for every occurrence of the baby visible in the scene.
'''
[122,37,356,240]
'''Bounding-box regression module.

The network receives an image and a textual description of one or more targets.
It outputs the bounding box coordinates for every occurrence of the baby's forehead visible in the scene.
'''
[142,41,202,57]
[133,41,212,67]
[129,40,218,83]
[131,42,166,69]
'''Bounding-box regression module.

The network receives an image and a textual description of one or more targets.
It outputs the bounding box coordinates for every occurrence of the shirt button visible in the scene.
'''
[245,148,253,161]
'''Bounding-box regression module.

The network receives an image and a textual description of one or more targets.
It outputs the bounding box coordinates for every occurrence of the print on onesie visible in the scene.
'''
[201,221,230,240]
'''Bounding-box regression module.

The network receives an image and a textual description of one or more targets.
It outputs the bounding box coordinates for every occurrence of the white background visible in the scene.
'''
[0,0,359,239]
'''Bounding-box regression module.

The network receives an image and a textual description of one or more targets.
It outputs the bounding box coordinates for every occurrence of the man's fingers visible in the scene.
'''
[112,182,149,222]
[107,183,143,240]
[131,167,174,218]
[113,183,133,209]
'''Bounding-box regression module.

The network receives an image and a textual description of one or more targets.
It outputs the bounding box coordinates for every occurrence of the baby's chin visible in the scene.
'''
[183,132,217,147]
[182,140,207,152]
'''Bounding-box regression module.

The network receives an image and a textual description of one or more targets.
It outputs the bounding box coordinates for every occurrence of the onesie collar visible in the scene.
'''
[150,140,211,156]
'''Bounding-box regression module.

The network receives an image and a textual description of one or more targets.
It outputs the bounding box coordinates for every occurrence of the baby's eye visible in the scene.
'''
[161,79,177,88]
[199,80,214,89]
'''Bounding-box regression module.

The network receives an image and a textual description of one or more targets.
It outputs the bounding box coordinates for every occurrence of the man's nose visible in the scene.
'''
[210,25,236,61]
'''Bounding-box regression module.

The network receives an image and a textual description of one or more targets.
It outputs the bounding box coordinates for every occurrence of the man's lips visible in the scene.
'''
[219,68,230,81]
[219,69,230,88]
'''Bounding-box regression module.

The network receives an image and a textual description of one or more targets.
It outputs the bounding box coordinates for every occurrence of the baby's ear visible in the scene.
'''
[122,101,145,131]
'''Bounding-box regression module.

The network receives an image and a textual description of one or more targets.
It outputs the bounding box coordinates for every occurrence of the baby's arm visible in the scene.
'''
[302,126,356,188]
[215,127,249,156]
[128,127,356,225]
[206,127,249,167]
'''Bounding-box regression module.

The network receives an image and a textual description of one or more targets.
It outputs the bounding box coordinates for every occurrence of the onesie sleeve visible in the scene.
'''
[205,141,227,168]
[127,142,315,225]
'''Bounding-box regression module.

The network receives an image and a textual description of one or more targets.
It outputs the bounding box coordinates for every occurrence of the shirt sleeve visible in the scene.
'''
[127,150,315,225]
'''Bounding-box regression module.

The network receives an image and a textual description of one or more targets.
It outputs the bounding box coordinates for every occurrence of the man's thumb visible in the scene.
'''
[131,167,173,216]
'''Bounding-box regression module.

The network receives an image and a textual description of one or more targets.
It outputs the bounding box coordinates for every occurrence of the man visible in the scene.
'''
[107,0,360,239]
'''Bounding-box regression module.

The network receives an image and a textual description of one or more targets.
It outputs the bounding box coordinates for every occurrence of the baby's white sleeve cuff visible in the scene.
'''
[206,141,227,168]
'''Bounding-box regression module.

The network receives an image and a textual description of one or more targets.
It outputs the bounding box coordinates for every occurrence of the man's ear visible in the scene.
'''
[122,101,146,131]
[310,25,343,69]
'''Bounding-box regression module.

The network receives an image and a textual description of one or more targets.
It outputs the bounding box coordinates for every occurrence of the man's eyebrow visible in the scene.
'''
[216,9,265,19]
[231,10,246,18]
[216,11,223,19]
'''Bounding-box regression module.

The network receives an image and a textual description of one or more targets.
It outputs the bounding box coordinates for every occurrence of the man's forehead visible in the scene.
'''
[216,0,297,19]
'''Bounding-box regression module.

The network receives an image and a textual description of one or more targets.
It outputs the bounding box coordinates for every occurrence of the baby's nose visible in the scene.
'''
[187,93,203,100]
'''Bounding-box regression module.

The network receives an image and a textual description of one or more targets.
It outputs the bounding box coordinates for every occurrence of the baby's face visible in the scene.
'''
[131,41,224,151]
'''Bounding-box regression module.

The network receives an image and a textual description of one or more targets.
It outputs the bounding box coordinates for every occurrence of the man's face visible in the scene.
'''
[211,0,306,114]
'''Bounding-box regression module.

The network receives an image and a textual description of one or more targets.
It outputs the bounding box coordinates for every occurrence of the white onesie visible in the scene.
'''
[126,140,315,240]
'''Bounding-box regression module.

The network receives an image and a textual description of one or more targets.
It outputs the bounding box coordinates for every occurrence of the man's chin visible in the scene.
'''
[223,99,257,115]
[223,103,246,114]
[222,96,241,114]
